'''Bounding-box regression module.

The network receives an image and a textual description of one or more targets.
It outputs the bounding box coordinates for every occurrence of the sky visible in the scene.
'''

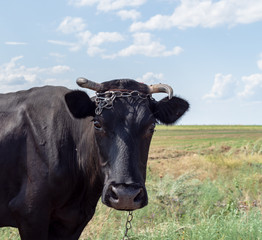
[1,0,262,125]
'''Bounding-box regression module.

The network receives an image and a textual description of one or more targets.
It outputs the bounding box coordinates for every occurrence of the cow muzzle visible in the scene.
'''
[102,183,148,211]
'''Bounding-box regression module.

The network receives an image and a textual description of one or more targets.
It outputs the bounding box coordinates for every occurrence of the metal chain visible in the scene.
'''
[95,90,152,115]
[122,211,133,240]
[95,91,116,115]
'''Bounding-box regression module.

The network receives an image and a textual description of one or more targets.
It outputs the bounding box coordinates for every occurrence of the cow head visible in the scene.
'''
[65,78,189,211]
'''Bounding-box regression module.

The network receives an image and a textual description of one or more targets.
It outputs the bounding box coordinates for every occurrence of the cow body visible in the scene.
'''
[0,79,189,239]
[0,86,102,239]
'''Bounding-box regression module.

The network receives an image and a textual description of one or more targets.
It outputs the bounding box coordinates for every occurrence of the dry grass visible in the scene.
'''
[148,146,262,182]
[148,149,213,180]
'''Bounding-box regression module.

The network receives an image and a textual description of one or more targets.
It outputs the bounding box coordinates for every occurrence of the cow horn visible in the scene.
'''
[76,77,102,91]
[149,84,173,99]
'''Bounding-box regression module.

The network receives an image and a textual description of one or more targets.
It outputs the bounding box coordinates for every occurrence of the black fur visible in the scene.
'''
[65,90,96,118]
[152,96,189,124]
[99,79,150,94]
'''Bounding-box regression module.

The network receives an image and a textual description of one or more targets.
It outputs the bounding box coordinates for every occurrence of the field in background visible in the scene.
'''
[1,126,262,239]
[82,125,262,240]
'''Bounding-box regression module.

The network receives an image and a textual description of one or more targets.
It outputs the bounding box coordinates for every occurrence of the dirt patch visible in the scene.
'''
[148,152,218,181]
[220,145,231,153]
[149,148,190,160]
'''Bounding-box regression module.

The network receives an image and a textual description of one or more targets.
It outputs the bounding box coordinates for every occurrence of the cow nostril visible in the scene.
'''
[110,186,119,201]
[134,188,144,202]
[104,184,148,210]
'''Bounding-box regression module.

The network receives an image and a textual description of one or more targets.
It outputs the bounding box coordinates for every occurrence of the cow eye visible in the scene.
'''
[94,120,102,131]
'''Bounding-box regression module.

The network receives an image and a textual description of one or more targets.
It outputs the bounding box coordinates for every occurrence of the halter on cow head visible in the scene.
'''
[65,77,189,211]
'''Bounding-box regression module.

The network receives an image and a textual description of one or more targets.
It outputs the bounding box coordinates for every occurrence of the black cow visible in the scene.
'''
[0,78,189,239]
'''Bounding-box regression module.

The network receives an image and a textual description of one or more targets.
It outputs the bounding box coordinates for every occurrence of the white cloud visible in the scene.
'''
[117,9,141,21]
[136,72,164,85]
[48,40,81,52]
[203,73,236,100]
[77,31,92,45]
[68,0,97,7]
[238,74,262,101]
[204,70,262,102]
[48,40,76,47]
[104,32,183,58]
[87,46,105,56]
[204,53,262,102]
[257,53,262,70]
[130,0,262,31]
[0,56,71,93]
[80,31,125,56]
[49,52,66,62]
[51,16,182,59]
[258,60,262,70]
[50,18,125,57]
[5,41,27,45]
[57,16,86,34]
[88,32,124,46]
[51,65,71,74]
[49,52,66,58]
[68,0,146,12]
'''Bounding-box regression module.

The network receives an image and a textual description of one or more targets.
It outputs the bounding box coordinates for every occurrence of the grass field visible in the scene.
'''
[1,125,262,239]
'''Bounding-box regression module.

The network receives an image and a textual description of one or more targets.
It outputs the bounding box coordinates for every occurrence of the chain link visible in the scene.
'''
[95,90,152,115]
[95,91,116,115]
[122,211,133,240]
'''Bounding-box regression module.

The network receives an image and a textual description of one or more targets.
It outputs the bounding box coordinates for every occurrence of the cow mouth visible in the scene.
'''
[102,183,148,211]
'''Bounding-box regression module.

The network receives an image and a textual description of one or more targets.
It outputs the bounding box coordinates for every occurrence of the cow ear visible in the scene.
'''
[153,96,189,125]
[65,90,96,118]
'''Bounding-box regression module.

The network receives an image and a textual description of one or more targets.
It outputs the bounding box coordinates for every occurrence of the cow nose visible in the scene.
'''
[104,183,148,210]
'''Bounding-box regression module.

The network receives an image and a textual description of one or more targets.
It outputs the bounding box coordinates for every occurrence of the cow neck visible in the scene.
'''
[76,119,103,188]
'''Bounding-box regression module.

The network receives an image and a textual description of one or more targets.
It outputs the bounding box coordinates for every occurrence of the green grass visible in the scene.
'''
[82,169,262,239]
[1,125,262,239]
[152,125,262,151]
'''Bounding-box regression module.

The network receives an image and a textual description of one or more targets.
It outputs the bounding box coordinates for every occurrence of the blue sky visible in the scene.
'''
[1,0,262,125]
